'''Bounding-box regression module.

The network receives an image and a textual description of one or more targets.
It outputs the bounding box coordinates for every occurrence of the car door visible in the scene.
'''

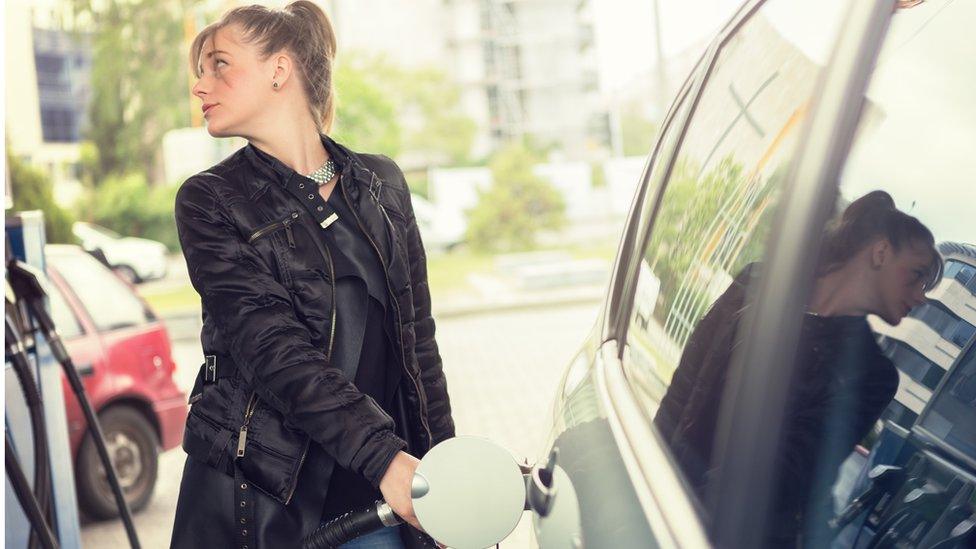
[45,248,163,406]
[533,0,898,547]
[43,264,102,449]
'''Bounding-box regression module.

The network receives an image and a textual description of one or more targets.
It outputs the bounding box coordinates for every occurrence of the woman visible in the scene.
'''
[169,3,454,548]
[653,190,943,546]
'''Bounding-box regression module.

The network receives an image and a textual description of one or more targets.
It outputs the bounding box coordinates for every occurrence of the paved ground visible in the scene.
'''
[80,302,601,548]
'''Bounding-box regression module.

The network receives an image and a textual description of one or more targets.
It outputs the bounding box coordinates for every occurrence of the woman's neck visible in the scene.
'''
[808,266,872,317]
[247,117,329,175]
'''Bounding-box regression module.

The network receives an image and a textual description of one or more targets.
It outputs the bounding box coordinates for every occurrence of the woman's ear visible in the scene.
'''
[870,239,892,270]
[270,52,293,89]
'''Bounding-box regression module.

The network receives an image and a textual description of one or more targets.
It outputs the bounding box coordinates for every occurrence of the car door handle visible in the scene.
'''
[76,362,94,377]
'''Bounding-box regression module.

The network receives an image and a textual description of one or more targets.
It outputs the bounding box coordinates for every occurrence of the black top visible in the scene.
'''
[653,263,898,545]
[316,177,403,522]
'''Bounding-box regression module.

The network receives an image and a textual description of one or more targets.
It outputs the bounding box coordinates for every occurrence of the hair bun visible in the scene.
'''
[842,189,895,223]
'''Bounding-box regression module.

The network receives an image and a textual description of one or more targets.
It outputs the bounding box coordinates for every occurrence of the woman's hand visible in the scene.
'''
[379,451,423,532]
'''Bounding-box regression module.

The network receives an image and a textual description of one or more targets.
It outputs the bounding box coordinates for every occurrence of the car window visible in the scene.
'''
[44,274,84,339]
[621,0,847,415]
[774,1,976,547]
[47,251,153,331]
[614,1,854,540]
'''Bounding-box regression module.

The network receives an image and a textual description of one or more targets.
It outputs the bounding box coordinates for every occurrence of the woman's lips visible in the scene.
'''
[202,104,217,115]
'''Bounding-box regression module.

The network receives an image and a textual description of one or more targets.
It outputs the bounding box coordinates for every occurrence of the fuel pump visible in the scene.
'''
[5,238,142,548]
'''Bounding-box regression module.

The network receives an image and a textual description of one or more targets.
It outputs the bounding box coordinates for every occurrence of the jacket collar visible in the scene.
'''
[242,133,379,198]
[242,134,397,266]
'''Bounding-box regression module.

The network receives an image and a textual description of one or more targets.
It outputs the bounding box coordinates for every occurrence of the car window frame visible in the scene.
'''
[602,53,703,340]
[608,0,767,345]
[594,1,774,545]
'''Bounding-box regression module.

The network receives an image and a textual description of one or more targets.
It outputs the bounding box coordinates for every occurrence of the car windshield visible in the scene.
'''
[80,223,122,240]
[45,249,151,331]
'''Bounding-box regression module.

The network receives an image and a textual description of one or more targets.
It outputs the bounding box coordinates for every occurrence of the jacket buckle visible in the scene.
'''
[204,354,217,383]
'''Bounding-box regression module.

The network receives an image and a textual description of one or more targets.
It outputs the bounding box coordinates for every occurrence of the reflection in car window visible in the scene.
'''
[835,0,976,437]
[622,0,846,413]
[48,251,153,331]
[44,275,84,339]
[797,2,975,547]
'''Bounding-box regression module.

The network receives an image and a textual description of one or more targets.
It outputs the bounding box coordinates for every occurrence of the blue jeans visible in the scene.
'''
[338,526,405,549]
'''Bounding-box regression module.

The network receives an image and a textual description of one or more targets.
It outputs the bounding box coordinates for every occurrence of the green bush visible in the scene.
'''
[465,142,566,252]
[80,173,180,252]
[7,152,77,244]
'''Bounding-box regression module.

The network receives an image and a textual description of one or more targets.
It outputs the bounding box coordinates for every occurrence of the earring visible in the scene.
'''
[273,81,279,88]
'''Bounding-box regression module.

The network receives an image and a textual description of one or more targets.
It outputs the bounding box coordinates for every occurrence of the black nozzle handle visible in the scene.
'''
[302,500,401,549]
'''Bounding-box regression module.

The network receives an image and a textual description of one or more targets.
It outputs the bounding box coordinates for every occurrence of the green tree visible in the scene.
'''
[70,0,196,184]
[79,172,181,252]
[331,54,403,157]
[393,66,477,165]
[644,155,781,330]
[331,53,476,166]
[465,142,565,252]
[7,151,77,244]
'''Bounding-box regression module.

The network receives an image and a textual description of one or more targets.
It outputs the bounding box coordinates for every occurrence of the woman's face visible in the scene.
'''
[872,239,936,325]
[192,25,274,138]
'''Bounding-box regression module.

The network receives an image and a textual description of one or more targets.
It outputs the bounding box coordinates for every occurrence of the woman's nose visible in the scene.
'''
[912,286,927,306]
[192,78,208,99]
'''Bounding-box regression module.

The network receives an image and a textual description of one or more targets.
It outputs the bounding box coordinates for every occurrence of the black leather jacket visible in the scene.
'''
[175,135,455,509]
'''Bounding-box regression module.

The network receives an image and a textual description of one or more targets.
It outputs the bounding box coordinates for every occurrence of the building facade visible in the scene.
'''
[5,0,93,207]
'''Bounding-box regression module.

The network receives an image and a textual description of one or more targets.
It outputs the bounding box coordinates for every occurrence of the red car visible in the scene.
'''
[42,244,187,519]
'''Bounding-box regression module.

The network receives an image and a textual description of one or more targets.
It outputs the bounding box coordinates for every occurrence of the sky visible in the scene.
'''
[592,0,743,97]
[594,0,974,245]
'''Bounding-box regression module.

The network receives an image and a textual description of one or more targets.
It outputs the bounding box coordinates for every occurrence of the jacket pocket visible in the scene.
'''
[183,400,310,505]
[247,210,300,247]
[235,393,311,505]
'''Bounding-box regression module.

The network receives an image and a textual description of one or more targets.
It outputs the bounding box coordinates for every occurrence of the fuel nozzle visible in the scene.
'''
[830,464,905,531]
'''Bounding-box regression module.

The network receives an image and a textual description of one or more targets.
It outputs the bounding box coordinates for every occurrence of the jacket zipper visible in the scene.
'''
[248,211,299,247]
[238,210,301,461]
[236,208,332,504]
[237,391,259,458]
[279,212,336,505]
[341,176,434,449]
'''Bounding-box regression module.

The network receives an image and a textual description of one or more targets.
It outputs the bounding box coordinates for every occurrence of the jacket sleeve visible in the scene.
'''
[383,158,456,445]
[175,174,405,487]
[654,263,754,442]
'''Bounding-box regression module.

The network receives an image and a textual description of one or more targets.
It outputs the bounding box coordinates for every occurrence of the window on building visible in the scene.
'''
[945,260,976,289]
[885,341,944,391]
[948,322,976,349]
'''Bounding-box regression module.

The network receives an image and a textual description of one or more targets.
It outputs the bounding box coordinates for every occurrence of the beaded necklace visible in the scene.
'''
[305,158,338,187]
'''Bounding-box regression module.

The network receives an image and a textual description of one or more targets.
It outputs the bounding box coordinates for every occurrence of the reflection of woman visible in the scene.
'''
[169,3,453,548]
[654,191,943,545]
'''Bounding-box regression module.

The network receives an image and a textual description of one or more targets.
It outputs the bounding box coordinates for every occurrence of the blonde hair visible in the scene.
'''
[189,1,338,132]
